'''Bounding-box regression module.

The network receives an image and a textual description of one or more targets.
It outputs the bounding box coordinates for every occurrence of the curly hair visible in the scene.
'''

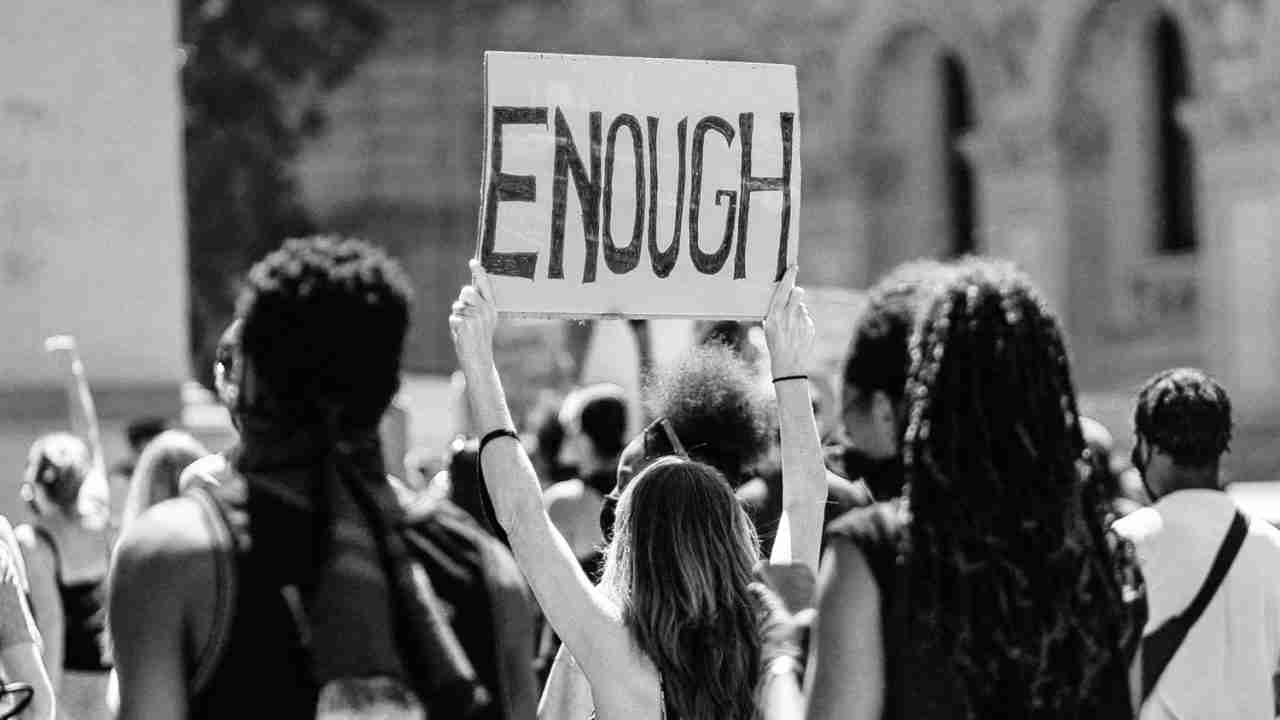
[843,259,952,405]
[1134,368,1232,467]
[645,345,772,486]
[902,259,1135,717]
[236,235,412,429]
[600,459,761,720]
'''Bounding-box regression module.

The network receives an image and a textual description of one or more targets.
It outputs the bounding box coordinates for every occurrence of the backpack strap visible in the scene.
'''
[1141,509,1249,700]
[186,483,238,696]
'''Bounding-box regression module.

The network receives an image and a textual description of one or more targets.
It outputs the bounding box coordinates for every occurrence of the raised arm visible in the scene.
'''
[44,337,108,514]
[762,267,826,573]
[448,260,633,683]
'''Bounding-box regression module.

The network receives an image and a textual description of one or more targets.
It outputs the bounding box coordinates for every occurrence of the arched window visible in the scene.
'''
[1151,13,1196,254]
[941,54,977,256]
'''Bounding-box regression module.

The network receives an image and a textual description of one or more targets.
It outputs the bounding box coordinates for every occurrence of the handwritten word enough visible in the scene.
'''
[481,107,795,284]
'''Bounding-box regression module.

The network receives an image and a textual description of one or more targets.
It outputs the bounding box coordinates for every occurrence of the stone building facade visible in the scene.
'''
[299,0,1280,419]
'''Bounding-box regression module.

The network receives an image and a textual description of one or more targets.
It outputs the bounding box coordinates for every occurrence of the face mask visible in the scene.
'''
[839,446,905,501]
[1131,439,1158,502]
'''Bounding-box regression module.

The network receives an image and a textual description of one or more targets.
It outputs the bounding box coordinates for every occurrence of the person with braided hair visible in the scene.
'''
[111,237,538,720]
[1114,368,1280,719]
[757,258,1142,720]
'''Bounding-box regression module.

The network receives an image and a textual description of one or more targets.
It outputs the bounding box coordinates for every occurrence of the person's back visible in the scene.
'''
[543,479,606,573]
[111,237,534,720]
[800,261,1137,720]
[1113,368,1273,719]
[547,385,628,577]
[1115,493,1280,718]
[451,262,828,720]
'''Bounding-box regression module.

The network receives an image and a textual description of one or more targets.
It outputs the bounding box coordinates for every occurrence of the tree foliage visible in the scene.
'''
[181,0,385,386]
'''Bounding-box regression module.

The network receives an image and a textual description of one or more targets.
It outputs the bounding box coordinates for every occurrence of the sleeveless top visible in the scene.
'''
[185,473,424,719]
[825,502,1137,720]
[31,527,112,673]
[185,479,325,718]
[824,504,960,720]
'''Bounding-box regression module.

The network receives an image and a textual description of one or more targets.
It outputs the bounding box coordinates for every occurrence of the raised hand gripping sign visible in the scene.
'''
[477,51,800,319]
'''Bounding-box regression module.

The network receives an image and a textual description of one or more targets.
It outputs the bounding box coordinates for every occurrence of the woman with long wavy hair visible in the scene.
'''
[764,259,1142,720]
[450,260,828,720]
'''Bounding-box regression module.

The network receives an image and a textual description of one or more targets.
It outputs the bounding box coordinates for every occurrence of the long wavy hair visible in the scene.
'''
[902,260,1135,717]
[599,458,761,720]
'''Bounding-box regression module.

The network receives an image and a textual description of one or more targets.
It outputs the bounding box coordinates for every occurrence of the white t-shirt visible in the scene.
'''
[1114,489,1280,719]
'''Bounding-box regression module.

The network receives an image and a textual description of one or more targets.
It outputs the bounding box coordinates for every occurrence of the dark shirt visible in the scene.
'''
[825,503,1136,720]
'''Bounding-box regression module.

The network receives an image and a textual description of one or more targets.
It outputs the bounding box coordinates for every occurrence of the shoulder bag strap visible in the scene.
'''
[1142,509,1249,701]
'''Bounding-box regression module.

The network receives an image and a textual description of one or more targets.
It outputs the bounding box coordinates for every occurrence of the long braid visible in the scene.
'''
[903,260,1134,718]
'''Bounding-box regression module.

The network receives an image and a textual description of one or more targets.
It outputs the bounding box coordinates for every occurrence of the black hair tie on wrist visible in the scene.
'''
[479,427,520,456]
[771,374,809,384]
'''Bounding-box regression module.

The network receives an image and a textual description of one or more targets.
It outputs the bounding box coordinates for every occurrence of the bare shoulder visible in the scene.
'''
[112,497,218,598]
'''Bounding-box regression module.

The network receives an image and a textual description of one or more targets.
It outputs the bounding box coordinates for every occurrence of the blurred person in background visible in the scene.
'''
[118,431,209,535]
[835,259,951,503]
[16,337,113,720]
[107,418,170,527]
[763,260,1142,720]
[527,397,574,488]
[443,437,485,527]
[738,260,954,557]
[1080,416,1142,522]
[545,384,628,581]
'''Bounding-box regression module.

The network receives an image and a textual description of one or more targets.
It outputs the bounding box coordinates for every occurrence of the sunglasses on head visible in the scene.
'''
[600,418,689,542]
[641,417,688,461]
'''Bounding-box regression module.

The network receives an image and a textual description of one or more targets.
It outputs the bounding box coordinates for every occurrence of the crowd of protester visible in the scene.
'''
[0,234,1275,719]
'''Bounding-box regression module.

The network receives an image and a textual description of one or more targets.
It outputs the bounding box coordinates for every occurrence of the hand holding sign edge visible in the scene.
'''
[449,259,500,373]
[763,265,815,379]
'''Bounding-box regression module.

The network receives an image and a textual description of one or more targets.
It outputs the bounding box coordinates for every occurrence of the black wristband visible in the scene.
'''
[771,374,809,384]
[479,428,520,456]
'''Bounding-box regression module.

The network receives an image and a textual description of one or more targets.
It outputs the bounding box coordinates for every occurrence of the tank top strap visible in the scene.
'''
[30,526,62,582]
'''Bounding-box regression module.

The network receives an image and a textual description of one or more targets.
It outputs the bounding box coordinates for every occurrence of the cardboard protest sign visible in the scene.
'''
[477,51,800,319]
